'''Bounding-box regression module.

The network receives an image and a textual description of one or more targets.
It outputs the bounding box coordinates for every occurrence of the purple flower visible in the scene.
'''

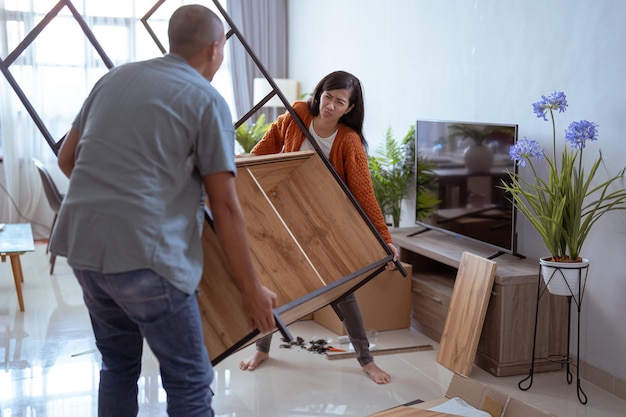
[506,90,626,262]
[532,91,568,121]
[565,120,599,150]
[509,137,544,167]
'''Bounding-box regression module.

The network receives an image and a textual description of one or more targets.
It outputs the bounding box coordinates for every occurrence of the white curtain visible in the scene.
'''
[0,0,231,240]
[227,0,288,119]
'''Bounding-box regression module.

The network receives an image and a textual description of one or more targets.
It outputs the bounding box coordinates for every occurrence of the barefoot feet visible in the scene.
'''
[239,351,269,371]
[239,351,390,384]
[362,362,391,384]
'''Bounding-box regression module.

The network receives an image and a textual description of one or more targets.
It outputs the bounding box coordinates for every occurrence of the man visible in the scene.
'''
[50,5,277,417]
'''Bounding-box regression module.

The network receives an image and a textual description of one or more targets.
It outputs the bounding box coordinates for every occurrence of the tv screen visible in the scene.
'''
[414,119,519,257]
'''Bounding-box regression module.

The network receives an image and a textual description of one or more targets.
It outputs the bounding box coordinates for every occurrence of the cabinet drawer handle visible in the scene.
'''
[414,289,443,304]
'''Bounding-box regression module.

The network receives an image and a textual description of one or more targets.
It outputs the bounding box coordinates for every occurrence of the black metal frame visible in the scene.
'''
[0,0,114,155]
[518,263,589,405]
[2,0,407,364]
[209,258,392,365]
[1,0,402,270]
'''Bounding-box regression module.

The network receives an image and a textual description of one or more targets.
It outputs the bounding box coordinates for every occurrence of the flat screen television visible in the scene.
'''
[412,119,521,258]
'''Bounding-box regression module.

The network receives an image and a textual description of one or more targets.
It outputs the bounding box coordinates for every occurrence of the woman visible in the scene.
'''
[239,71,398,384]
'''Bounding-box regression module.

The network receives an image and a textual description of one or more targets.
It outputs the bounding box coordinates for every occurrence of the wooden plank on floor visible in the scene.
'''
[369,407,458,416]
[325,344,433,360]
[436,252,497,377]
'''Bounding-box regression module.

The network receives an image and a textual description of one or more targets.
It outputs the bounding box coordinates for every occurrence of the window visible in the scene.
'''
[0,0,234,157]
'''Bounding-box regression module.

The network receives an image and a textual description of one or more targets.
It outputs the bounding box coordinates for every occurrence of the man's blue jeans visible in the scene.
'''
[74,269,214,417]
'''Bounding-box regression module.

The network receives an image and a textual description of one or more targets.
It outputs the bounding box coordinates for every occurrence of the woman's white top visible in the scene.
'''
[299,122,338,158]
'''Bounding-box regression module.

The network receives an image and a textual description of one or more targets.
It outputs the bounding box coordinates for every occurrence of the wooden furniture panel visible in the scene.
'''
[436,252,497,377]
[392,228,568,377]
[264,154,384,279]
[370,408,459,417]
[199,151,393,364]
[230,168,323,300]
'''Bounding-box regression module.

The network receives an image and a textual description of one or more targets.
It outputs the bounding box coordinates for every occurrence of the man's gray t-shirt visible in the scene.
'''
[50,53,236,294]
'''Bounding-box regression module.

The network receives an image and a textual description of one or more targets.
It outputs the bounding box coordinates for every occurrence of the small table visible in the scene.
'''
[0,223,35,312]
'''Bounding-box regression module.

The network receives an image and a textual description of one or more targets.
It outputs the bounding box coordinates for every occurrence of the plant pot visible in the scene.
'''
[463,143,494,174]
[539,257,589,296]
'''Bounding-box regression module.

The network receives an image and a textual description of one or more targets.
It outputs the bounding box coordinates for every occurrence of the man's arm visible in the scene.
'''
[58,128,80,178]
[203,171,277,333]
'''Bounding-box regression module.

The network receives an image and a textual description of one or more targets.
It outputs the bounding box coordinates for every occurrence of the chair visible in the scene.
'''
[32,157,64,274]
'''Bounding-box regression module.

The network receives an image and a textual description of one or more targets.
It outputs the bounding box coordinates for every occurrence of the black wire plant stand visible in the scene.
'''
[518,260,589,404]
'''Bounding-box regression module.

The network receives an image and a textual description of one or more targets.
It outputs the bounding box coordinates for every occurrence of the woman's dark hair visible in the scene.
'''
[307,70,367,150]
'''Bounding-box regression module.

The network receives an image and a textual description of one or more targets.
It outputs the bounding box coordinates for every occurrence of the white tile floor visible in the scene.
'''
[2,243,626,416]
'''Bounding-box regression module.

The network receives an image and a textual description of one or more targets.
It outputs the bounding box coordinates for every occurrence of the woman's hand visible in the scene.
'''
[385,242,399,270]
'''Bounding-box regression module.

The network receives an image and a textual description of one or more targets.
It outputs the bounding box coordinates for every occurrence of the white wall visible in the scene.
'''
[288,0,626,381]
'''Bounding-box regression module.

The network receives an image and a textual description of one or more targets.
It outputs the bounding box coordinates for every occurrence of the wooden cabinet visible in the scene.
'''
[392,228,568,377]
[199,152,393,365]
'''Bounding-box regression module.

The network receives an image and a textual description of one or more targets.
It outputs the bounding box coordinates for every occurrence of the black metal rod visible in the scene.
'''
[140,0,167,54]
[0,0,114,156]
[274,313,293,342]
[518,265,542,391]
[0,58,58,153]
[3,1,65,66]
[566,296,573,384]
[65,0,114,69]
[575,268,588,404]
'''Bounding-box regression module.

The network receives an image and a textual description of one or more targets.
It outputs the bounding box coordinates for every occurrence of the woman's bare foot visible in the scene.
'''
[239,351,269,371]
[362,362,391,384]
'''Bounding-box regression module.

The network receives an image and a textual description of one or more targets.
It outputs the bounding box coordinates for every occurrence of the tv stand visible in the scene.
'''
[487,250,505,260]
[392,227,568,377]
[486,250,526,260]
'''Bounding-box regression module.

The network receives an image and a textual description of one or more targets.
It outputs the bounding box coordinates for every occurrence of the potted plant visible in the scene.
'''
[448,123,515,173]
[369,125,439,228]
[235,113,270,154]
[415,154,440,222]
[500,91,626,295]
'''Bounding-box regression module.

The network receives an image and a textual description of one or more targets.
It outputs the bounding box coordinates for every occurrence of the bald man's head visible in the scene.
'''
[168,5,224,59]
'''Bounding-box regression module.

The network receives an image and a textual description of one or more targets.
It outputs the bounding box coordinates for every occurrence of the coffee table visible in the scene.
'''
[0,223,35,311]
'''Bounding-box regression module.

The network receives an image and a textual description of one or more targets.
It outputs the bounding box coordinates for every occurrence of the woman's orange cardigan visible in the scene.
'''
[251,101,393,244]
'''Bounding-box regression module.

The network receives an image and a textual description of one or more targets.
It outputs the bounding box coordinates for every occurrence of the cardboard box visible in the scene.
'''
[313,262,412,335]
[369,374,555,417]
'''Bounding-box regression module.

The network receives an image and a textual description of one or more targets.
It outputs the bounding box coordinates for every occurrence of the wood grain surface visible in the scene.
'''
[368,406,464,417]
[326,344,433,360]
[198,151,391,364]
[436,252,497,377]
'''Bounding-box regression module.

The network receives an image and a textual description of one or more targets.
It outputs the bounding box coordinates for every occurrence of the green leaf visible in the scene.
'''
[235,113,271,153]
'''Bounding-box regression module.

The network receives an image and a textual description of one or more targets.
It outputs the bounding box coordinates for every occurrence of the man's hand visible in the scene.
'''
[241,285,278,334]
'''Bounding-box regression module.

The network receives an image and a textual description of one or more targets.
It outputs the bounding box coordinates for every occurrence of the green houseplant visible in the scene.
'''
[415,154,439,222]
[500,91,626,294]
[369,125,439,227]
[447,123,513,146]
[235,113,270,154]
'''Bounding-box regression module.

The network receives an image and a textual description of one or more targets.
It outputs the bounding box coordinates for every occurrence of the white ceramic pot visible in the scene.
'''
[539,257,589,296]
